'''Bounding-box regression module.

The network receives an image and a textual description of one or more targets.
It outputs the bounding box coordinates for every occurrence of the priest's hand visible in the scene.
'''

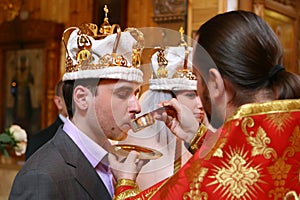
[155,98,199,144]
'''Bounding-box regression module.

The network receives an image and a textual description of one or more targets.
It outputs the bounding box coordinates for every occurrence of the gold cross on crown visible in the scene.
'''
[104,5,108,19]
[179,27,187,48]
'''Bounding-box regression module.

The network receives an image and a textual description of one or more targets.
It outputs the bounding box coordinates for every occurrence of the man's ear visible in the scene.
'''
[53,96,63,110]
[208,68,225,99]
[73,86,89,110]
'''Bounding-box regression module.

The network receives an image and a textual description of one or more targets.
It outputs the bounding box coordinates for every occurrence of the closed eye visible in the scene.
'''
[185,92,197,98]
[114,86,135,99]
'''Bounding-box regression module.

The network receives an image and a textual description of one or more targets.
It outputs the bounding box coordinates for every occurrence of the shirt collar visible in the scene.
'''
[63,118,107,168]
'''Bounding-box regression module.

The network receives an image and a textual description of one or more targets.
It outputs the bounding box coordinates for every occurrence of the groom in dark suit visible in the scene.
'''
[9,10,144,200]
[25,80,68,160]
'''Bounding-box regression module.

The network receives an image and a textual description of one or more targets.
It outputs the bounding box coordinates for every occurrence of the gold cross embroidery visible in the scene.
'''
[209,149,261,199]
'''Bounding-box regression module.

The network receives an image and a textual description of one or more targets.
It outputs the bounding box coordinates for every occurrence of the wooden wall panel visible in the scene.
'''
[21,0,93,27]
[40,0,69,23]
[265,9,296,73]
[68,0,93,27]
[127,0,157,28]
[254,0,300,74]
[189,0,219,37]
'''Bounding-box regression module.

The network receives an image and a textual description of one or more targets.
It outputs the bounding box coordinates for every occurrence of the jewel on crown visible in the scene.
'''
[155,27,196,80]
[156,48,168,78]
[62,5,144,73]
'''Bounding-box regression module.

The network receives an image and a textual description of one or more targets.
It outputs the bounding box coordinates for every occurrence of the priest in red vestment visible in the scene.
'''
[110,10,300,200]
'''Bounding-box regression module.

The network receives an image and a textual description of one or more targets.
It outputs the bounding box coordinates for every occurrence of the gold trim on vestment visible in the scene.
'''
[227,99,300,122]
[115,179,138,188]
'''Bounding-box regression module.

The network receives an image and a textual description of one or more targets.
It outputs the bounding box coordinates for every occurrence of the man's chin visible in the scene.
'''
[113,133,127,141]
[123,124,132,133]
[114,128,129,141]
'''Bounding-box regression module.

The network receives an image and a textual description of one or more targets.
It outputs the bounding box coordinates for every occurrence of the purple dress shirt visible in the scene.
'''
[63,118,114,197]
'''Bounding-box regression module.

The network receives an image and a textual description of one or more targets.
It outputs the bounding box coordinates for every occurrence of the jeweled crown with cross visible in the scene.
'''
[149,27,197,91]
[62,5,144,83]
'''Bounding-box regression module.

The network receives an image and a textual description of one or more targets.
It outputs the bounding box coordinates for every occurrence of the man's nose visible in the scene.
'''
[129,96,141,114]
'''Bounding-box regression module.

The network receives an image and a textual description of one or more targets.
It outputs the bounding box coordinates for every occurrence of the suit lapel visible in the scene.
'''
[75,159,111,199]
[53,128,111,200]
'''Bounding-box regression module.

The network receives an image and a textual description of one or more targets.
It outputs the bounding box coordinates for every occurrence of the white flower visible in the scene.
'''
[14,141,27,156]
[9,125,27,142]
[1,124,27,157]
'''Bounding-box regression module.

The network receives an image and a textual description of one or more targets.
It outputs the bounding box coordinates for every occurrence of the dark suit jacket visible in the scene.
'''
[25,117,63,160]
[9,127,112,200]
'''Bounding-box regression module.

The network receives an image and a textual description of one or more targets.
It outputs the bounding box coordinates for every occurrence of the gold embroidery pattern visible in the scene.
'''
[113,189,140,200]
[267,158,291,199]
[204,131,228,160]
[284,191,300,200]
[183,167,209,200]
[249,127,276,159]
[204,138,226,160]
[180,130,227,199]
[142,186,161,199]
[265,113,293,134]
[208,147,261,199]
[287,126,300,152]
[242,117,276,159]
[241,117,277,159]
[241,114,300,199]
[212,147,224,158]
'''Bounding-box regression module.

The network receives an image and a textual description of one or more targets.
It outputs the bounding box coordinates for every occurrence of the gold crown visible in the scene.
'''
[155,27,196,80]
[62,5,144,73]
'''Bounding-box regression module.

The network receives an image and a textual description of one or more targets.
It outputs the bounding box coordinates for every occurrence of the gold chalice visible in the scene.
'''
[131,106,176,132]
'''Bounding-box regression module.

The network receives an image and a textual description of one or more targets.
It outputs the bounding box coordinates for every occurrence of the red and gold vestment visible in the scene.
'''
[114,99,300,200]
